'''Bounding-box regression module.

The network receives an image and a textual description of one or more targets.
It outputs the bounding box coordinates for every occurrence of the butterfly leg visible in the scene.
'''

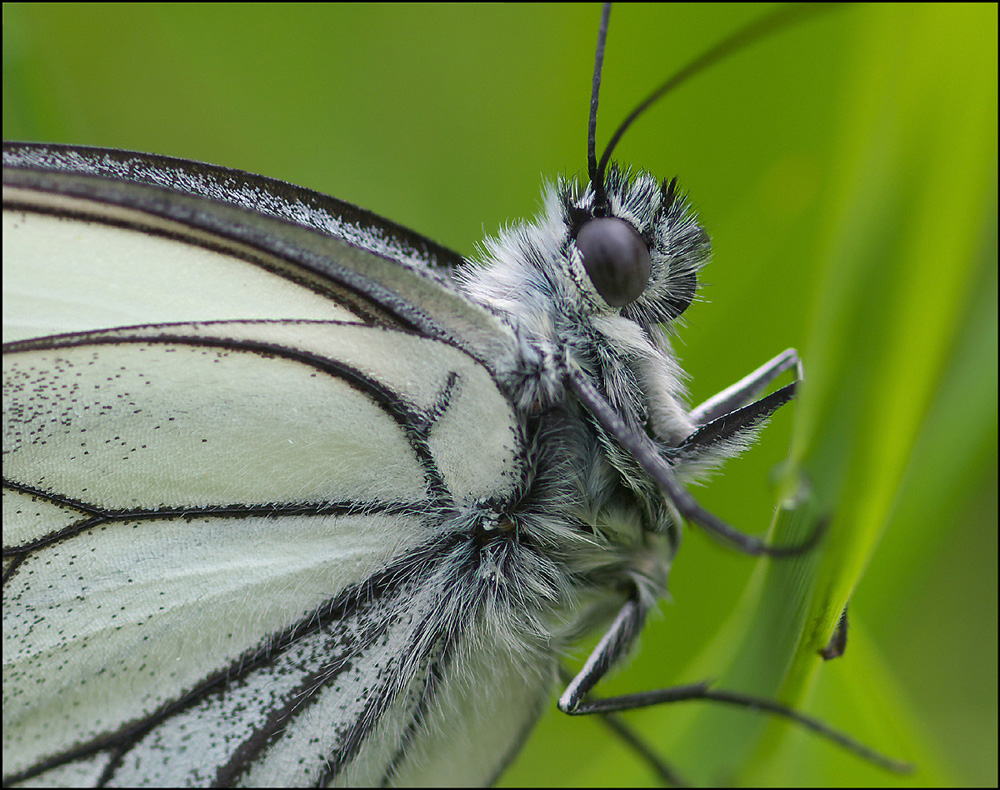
[596,712,686,786]
[819,605,850,660]
[559,597,649,714]
[672,379,797,460]
[558,664,685,786]
[688,348,801,425]
[558,595,912,774]
[565,359,817,556]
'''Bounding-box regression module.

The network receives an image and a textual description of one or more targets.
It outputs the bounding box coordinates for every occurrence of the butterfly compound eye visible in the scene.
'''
[576,217,651,307]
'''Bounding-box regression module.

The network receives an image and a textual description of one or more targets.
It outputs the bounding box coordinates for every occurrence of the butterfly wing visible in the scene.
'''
[3,144,545,786]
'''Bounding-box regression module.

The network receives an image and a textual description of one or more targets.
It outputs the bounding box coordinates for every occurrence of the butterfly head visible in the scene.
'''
[461,165,706,338]
[458,164,707,448]
[564,164,707,329]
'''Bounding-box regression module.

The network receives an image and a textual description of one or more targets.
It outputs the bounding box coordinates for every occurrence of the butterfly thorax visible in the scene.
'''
[455,165,714,640]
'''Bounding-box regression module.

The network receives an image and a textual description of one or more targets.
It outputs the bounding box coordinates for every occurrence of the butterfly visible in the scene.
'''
[3,3,980,788]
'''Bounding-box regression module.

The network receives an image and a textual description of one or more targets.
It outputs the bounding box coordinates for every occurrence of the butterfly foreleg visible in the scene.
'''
[565,359,816,556]
[688,348,801,425]
[672,380,797,461]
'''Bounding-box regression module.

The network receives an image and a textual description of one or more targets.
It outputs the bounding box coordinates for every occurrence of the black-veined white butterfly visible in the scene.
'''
[5,3,992,788]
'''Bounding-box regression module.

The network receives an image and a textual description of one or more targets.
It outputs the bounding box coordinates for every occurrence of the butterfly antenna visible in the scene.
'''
[595,3,837,187]
[588,2,612,214]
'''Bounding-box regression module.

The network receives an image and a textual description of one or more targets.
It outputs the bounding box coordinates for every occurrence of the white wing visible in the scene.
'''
[3,146,550,786]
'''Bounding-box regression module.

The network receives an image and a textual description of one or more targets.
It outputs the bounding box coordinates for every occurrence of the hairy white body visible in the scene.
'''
[3,140,781,786]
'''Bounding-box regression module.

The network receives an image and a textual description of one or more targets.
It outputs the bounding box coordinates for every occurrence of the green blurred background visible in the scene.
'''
[4,3,995,786]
